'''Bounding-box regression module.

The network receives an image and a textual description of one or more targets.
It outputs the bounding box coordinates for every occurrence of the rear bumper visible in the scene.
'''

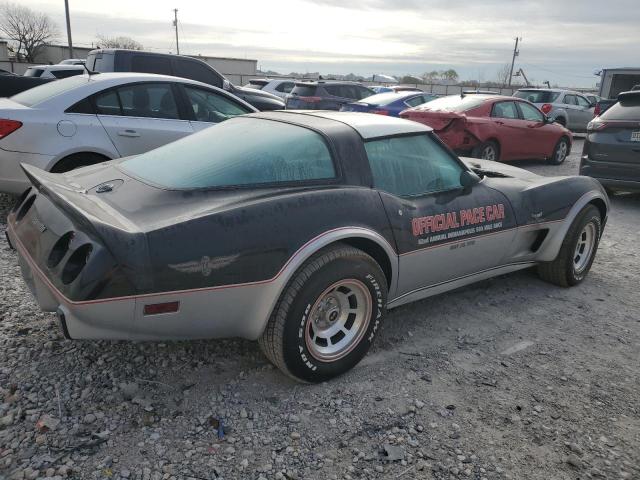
[7,219,277,341]
[580,154,640,191]
[0,149,54,195]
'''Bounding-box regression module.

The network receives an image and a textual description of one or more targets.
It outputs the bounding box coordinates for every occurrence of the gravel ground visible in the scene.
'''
[1,139,639,480]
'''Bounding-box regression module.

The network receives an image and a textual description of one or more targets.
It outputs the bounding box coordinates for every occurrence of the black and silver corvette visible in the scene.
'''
[7,111,609,382]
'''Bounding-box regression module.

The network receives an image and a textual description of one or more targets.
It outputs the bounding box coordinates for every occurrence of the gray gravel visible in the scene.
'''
[1,139,639,480]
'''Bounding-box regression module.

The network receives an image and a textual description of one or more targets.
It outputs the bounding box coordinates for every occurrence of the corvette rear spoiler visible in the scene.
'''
[20,163,139,233]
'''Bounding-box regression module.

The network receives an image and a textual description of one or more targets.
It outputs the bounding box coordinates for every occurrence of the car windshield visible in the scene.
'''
[360,92,414,106]
[11,75,89,107]
[514,90,560,103]
[417,95,487,112]
[120,117,336,189]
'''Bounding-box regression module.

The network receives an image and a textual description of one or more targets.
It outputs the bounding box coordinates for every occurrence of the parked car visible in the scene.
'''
[513,88,594,131]
[6,111,608,382]
[24,64,85,79]
[580,90,640,193]
[286,81,375,110]
[401,94,572,164]
[59,59,86,65]
[243,78,296,100]
[340,91,437,116]
[370,85,423,94]
[585,93,601,105]
[0,72,256,194]
[84,49,284,111]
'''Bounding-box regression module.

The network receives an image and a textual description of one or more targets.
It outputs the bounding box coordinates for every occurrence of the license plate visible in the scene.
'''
[632,131,640,142]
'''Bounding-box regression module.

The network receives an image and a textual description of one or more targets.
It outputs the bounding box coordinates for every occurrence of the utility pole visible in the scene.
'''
[173,9,180,55]
[64,0,74,58]
[507,37,521,86]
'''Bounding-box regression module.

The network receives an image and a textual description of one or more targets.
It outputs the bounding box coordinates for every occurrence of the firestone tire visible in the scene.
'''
[547,137,570,165]
[538,205,602,287]
[259,244,387,383]
[472,140,500,162]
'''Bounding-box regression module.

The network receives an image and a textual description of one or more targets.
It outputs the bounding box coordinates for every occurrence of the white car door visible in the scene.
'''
[181,85,254,133]
[95,82,193,157]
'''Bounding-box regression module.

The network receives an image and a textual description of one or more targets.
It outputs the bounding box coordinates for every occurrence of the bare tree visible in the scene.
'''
[0,3,58,62]
[96,35,143,50]
[495,63,511,86]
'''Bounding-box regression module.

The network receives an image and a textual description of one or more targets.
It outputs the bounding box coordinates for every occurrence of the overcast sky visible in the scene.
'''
[15,0,640,87]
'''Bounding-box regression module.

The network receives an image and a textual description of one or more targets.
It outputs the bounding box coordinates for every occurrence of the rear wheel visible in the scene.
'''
[472,141,500,161]
[259,244,387,383]
[50,153,109,173]
[538,205,601,287]
[547,137,570,165]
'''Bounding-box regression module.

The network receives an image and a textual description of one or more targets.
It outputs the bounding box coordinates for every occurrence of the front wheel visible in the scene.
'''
[472,141,500,161]
[547,137,570,165]
[538,205,602,287]
[259,244,387,383]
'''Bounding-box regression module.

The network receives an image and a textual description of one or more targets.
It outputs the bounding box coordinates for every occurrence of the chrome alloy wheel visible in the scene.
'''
[556,140,568,163]
[574,222,596,273]
[481,145,496,161]
[305,279,372,362]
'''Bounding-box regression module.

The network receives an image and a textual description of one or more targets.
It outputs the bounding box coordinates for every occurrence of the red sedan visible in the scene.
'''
[400,94,572,164]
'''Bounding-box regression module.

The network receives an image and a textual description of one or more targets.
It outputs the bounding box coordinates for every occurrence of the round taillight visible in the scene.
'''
[47,232,75,268]
[61,244,92,285]
[15,195,36,222]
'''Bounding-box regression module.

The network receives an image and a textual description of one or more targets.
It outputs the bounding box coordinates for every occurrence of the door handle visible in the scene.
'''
[494,120,504,125]
[117,129,140,138]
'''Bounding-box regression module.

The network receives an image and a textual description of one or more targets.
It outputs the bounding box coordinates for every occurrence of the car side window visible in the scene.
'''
[130,55,173,76]
[576,95,591,108]
[563,94,577,105]
[518,102,544,122]
[94,90,121,116]
[491,101,519,119]
[52,69,82,79]
[404,96,425,107]
[365,134,463,197]
[116,83,180,119]
[184,86,252,123]
[175,59,223,88]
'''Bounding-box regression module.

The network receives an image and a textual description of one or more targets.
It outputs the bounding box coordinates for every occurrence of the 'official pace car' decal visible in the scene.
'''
[412,203,506,246]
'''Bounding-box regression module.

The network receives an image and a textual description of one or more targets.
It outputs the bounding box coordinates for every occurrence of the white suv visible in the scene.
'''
[24,64,85,79]
[513,88,595,131]
[243,78,296,100]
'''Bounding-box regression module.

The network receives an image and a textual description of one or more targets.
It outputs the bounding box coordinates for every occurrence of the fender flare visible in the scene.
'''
[536,191,609,262]
[45,148,116,172]
[253,227,398,339]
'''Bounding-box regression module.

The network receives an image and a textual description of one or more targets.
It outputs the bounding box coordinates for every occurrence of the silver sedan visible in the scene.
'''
[0,72,257,194]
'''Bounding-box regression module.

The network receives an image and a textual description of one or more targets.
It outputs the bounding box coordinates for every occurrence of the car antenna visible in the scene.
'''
[82,63,99,76]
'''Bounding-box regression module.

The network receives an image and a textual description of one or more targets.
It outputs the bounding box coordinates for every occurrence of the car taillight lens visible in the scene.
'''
[371,109,389,115]
[0,119,22,139]
[540,104,552,114]
[587,120,607,131]
[593,104,601,117]
[300,96,322,103]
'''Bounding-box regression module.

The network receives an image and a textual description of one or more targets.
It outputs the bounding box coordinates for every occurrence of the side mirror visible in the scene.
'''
[460,169,481,188]
[544,115,554,124]
[223,79,232,91]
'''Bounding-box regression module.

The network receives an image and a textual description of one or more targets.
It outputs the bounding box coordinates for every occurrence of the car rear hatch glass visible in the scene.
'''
[513,90,560,103]
[589,98,640,166]
[286,84,320,108]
